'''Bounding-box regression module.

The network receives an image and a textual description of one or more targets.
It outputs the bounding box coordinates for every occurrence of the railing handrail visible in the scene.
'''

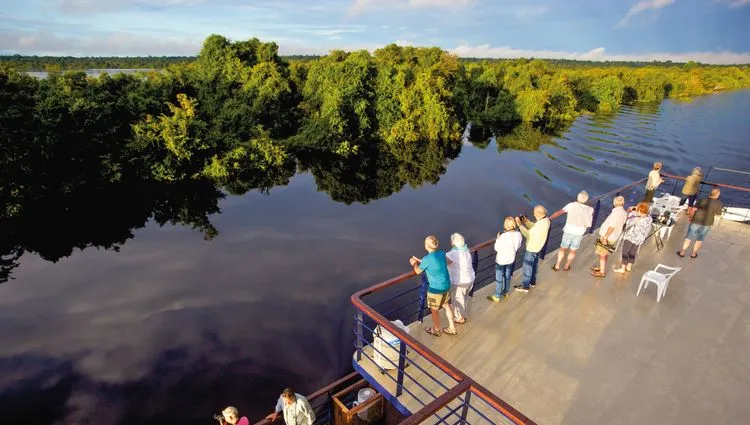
[661,173,750,193]
[255,371,361,425]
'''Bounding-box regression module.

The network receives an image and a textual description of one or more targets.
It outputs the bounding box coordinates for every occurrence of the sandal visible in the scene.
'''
[424,327,441,337]
[613,266,626,274]
[454,318,466,324]
[551,265,560,272]
[677,251,685,257]
[590,265,600,271]
[690,253,698,258]
[591,270,606,278]
[442,327,457,335]
[563,265,571,271]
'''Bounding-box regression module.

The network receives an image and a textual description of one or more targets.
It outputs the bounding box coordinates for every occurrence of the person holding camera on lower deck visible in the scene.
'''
[514,205,550,293]
[215,406,249,425]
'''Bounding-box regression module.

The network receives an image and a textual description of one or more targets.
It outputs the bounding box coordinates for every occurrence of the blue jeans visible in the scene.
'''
[522,251,540,289]
[495,263,513,297]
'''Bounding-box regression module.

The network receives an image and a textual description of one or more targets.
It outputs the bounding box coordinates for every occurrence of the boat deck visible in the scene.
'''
[356,217,750,425]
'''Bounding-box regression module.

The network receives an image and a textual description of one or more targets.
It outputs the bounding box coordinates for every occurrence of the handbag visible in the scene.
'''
[595,238,616,254]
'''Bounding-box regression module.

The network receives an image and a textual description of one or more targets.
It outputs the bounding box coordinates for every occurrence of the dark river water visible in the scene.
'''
[2,90,750,425]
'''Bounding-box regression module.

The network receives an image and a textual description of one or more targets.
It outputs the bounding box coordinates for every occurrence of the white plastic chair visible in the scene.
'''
[637,264,681,302]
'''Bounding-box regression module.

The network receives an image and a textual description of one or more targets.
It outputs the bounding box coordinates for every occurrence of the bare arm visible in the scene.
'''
[410,257,422,275]
[600,227,614,243]
[548,209,566,220]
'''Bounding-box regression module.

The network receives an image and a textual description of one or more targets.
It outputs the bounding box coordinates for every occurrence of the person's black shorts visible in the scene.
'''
[681,194,697,207]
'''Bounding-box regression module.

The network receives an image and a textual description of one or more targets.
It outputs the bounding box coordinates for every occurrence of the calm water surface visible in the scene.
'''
[2,90,750,425]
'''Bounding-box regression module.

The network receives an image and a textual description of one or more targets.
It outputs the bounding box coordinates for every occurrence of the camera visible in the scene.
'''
[518,215,527,221]
[213,414,224,421]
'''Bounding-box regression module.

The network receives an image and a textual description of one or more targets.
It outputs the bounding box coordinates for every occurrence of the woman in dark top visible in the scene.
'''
[678,188,722,258]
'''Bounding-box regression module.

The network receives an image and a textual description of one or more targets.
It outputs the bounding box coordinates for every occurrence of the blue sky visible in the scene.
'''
[1,0,749,63]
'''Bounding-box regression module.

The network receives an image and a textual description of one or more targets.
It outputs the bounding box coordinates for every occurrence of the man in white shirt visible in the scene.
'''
[591,196,628,278]
[643,162,664,203]
[548,191,594,272]
[265,388,315,425]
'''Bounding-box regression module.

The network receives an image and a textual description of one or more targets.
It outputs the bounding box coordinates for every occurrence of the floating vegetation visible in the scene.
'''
[535,169,552,181]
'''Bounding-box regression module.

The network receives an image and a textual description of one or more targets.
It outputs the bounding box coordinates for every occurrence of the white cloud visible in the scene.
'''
[349,0,475,15]
[449,44,750,65]
[0,29,201,56]
[59,0,205,14]
[617,0,675,27]
[717,0,750,6]
[514,5,549,17]
[310,26,366,37]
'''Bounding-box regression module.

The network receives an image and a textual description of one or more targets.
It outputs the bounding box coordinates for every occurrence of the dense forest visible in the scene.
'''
[2,34,750,283]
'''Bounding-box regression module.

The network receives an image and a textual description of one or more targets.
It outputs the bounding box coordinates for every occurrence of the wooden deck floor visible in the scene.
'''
[357,216,750,425]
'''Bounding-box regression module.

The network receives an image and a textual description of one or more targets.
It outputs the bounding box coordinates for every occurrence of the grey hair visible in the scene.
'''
[534,205,547,216]
[577,191,589,203]
[450,232,466,248]
[223,407,239,418]
[613,196,625,206]
[691,166,703,176]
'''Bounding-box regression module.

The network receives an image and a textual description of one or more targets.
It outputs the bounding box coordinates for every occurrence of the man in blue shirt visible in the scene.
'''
[410,235,457,337]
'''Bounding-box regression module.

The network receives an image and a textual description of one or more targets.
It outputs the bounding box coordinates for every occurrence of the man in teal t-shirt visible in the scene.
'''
[410,235,457,337]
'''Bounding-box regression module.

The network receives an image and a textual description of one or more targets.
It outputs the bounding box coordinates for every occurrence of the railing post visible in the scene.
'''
[355,311,363,361]
[469,250,479,297]
[459,390,472,425]
[395,340,407,397]
[418,274,428,323]
[589,199,601,234]
[670,178,679,196]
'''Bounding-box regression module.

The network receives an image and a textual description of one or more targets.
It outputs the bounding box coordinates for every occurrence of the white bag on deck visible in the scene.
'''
[372,320,410,371]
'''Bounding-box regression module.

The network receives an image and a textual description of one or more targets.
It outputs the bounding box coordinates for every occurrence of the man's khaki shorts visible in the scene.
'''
[426,291,451,309]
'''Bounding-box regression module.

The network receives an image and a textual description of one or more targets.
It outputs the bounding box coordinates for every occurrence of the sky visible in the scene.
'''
[0,0,749,63]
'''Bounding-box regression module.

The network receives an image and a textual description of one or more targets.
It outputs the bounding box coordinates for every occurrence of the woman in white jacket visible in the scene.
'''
[446,233,475,324]
[489,217,523,302]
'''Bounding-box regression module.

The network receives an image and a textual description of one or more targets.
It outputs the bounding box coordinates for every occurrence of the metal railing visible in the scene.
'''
[350,171,750,425]
[256,372,364,425]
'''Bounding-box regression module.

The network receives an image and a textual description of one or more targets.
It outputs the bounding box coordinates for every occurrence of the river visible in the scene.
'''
[1,90,749,425]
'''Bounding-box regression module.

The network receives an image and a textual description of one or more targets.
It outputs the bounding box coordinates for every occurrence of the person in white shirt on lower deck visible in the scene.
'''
[548,191,594,272]
[265,388,315,425]
[446,232,475,324]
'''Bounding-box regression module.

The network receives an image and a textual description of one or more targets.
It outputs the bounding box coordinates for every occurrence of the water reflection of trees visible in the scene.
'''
[298,138,462,205]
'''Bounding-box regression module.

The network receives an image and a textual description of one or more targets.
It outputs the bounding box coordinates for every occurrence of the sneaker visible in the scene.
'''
[529,282,536,288]
[503,293,509,299]
[487,295,501,303]
[514,285,529,293]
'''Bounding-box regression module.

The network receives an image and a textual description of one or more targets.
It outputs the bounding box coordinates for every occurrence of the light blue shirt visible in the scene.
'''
[419,250,451,294]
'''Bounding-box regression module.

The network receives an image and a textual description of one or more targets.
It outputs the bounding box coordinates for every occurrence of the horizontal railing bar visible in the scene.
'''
[255,371,361,425]
[353,340,445,406]
[371,285,421,309]
[398,382,472,425]
[382,300,421,318]
[662,173,750,193]
[354,322,454,392]
[712,167,750,175]
[353,349,432,410]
